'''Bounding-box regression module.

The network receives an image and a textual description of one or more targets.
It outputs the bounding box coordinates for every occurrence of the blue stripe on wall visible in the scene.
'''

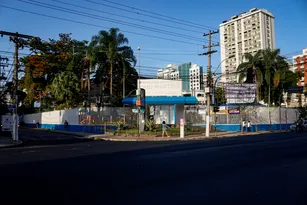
[26,124,117,134]
[210,124,292,132]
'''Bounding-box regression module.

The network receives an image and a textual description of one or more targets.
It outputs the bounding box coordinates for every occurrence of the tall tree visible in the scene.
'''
[261,48,281,106]
[237,51,262,102]
[89,28,136,100]
[51,71,80,109]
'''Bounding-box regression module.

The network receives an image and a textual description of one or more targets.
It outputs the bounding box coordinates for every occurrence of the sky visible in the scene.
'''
[0,0,306,78]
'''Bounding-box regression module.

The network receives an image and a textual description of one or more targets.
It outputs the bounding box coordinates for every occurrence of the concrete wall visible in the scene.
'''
[22,108,117,134]
[246,107,297,124]
[23,113,41,124]
[23,108,79,125]
[138,79,182,96]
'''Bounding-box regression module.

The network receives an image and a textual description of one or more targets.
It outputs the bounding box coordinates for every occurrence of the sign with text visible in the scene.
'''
[138,79,182,96]
[225,83,256,104]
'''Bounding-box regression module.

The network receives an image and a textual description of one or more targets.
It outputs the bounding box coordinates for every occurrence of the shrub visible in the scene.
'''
[145,120,157,131]
[113,121,125,133]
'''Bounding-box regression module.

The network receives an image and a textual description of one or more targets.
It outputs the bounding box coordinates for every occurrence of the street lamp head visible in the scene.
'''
[137,46,140,51]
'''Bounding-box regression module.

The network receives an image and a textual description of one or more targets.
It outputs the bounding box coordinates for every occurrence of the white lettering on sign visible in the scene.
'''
[138,79,182,96]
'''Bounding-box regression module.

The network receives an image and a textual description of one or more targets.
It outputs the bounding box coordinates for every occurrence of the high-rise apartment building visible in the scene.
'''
[292,48,307,86]
[157,62,206,103]
[220,8,276,82]
[157,64,177,79]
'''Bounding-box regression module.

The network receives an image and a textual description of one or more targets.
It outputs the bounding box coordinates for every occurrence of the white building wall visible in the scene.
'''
[23,108,79,125]
[23,113,41,124]
[138,79,182,96]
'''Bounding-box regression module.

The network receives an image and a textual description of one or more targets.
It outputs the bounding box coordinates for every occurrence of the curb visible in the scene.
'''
[88,131,290,142]
[0,140,23,149]
[19,128,291,142]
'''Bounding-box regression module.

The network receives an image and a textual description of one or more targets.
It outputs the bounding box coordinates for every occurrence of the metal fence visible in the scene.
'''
[214,106,297,125]
[79,106,138,125]
[78,105,298,127]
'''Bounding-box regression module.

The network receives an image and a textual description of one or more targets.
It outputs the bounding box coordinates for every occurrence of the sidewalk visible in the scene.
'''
[26,128,289,142]
[0,136,22,148]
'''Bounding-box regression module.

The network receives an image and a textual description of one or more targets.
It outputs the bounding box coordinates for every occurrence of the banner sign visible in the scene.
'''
[225,83,256,104]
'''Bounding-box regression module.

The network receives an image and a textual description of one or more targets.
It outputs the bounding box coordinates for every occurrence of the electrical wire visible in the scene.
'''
[53,0,207,35]
[0,5,203,46]
[84,0,217,31]
[18,0,206,43]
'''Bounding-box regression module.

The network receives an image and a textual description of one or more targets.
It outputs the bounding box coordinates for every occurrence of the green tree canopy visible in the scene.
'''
[51,71,80,109]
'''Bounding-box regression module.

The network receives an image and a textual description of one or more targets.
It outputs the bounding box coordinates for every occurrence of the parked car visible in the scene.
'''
[290,120,307,132]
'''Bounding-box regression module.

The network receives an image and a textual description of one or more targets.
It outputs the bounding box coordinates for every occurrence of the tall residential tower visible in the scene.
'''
[220,8,275,82]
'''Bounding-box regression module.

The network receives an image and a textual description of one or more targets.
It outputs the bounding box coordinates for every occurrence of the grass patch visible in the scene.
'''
[115,126,206,136]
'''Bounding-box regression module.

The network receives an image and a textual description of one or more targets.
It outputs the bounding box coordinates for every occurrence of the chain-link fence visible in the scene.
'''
[214,106,298,125]
[79,106,138,125]
[78,105,298,128]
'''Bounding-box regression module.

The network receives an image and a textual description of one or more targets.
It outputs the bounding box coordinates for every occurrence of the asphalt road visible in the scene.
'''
[1,130,307,205]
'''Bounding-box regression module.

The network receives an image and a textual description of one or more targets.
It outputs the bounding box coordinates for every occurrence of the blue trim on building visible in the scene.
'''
[122,96,198,105]
[25,123,117,134]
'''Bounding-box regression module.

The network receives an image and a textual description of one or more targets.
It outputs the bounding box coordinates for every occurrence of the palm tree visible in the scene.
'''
[51,71,80,108]
[237,51,262,102]
[89,28,135,99]
[261,48,281,106]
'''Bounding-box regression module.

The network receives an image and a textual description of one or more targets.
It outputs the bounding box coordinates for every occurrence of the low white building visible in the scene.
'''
[122,79,198,125]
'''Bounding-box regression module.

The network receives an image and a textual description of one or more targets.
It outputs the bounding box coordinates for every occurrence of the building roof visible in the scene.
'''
[122,96,198,105]
[219,8,274,26]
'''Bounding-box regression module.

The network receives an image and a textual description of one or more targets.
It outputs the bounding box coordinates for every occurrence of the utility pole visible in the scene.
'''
[200,30,219,137]
[0,31,37,142]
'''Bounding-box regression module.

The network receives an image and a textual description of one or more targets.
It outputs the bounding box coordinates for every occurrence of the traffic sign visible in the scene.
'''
[136,99,142,106]
[132,109,139,113]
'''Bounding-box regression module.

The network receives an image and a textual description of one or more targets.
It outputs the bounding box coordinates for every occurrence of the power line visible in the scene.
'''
[0,50,29,56]
[0,5,203,46]
[141,56,186,64]
[84,0,217,31]
[53,0,207,35]
[18,0,206,43]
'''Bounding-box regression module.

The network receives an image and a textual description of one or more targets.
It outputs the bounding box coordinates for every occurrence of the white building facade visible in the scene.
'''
[157,63,207,103]
[220,8,276,83]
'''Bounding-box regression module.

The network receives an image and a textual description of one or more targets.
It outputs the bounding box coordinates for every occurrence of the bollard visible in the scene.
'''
[180,118,184,138]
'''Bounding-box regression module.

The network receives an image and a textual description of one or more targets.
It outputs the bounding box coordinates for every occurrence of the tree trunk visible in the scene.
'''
[254,69,259,102]
[81,69,84,90]
[122,61,125,99]
[110,63,113,97]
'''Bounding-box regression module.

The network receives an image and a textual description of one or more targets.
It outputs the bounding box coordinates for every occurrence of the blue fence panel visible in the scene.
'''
[25,123,118,134]
[211,123,292,132]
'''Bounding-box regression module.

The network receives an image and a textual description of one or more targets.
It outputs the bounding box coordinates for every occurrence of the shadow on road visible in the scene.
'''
[20,137,94,146]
